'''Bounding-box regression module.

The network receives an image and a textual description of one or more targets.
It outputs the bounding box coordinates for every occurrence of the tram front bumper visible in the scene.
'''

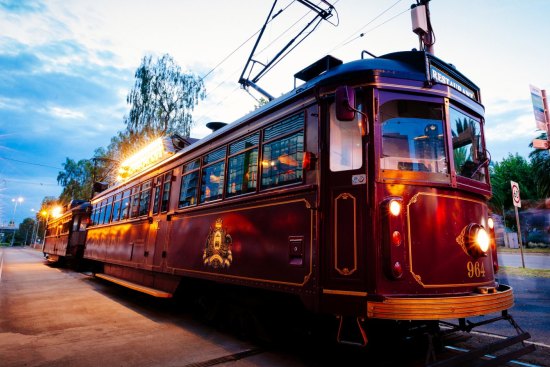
[366,284,514,320]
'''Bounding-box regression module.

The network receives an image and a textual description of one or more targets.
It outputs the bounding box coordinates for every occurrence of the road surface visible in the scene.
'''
[498,252,550,269]
[1,247,548,366]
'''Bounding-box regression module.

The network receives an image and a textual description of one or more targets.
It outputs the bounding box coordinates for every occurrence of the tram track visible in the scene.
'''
[180,349,264,367]
[439,325,548,367]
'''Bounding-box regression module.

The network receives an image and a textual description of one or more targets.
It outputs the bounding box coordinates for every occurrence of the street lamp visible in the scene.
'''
[10,197,23,246]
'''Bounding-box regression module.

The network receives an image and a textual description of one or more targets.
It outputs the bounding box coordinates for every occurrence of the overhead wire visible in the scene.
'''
[326,0,405,54]
[194,0,329,127]
[200,0,298,83]
[193,0,408,129]
[0,156,62,171]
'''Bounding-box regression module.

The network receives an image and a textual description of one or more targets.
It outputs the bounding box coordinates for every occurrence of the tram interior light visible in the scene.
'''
[118,137,174,180]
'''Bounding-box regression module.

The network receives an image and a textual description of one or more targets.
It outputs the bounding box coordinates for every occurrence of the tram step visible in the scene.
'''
[428,332,534,367]
[94,273,173,298]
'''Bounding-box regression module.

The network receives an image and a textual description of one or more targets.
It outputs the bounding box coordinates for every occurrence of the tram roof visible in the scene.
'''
[92,50,480,198]
[203,50,480,141]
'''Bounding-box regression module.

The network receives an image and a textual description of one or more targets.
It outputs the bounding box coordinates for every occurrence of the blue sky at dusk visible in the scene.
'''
[1,0,550,225]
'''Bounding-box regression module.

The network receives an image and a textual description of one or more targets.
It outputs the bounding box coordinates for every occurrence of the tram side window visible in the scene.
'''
[227,133,259,197]
[152,176,162,215]
[129,186,140,218]
[103,197,113,224]
[73,217,80,232]
[161,172,172,212]
[91,206,98,226]
[450,107,486,183]
[329,102,363,171]
[261,113,304,190]
[380,100,447,174]
[179,159,200,208]
[62,221,70,235]
[111,193,122,222]
[139,181,152,216]
[120,190,131,220]
[201,148,226,203]
[98,201,106,224]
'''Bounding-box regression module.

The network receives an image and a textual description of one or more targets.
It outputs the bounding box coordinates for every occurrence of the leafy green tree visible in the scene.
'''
[125,54,206,138]
[17,218,35,245]
[489,153,538,212]
[57,158,94,203]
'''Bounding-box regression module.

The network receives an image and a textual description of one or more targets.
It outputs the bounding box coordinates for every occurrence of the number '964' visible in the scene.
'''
[467,261,486,278]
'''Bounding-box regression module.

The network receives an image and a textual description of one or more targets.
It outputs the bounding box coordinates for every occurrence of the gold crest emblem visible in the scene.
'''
[203,218,233,268]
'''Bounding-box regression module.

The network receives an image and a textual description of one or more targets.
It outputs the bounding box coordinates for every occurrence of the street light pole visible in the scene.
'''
[10,197,23,246]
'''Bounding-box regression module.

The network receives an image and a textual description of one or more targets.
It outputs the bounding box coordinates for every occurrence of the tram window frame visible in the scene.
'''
[91,206,98,226]
[62,220,70,235]
[111,193,123,222]
[260,112,305,190]
[329,100,364,172]
[179,159,200,208]
[152,176,162,215]
[378,93,450,183]
[98,200,106,224]
[103,196,113,224]
[449,105,487,184]
[200,148,226,203]
[129,186,140,218]
[120,189,131,220]
[72,216,80,232]
[161,171,172,212]
[138,180,152,217]
[226,133,259,198]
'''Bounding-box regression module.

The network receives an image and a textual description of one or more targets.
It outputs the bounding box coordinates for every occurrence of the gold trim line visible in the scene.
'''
[323,289,368,297]
[95,273,173,298]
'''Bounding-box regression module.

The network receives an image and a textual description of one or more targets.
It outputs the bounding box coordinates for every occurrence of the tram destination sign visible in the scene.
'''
[430,65,475,100]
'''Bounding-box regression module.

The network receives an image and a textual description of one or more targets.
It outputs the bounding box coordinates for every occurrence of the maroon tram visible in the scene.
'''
[43,200,90,265]
[83,49,532,360]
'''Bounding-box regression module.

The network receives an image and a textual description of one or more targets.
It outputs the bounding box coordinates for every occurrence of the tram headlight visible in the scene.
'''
[475,227,490,253]
[487,217,494,230]
[389,200,401,216]
[466,223,489,258]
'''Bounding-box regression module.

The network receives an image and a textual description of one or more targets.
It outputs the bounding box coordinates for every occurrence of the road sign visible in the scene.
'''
[511,181,521,208]
[530,85,548,131]
[532,138,549,150]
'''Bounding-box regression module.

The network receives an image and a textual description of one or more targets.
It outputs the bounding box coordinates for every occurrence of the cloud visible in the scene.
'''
[48,106,85,119]
[0,0,45,14]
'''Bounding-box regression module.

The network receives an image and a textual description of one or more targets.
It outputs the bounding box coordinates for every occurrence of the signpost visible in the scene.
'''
[510,181,526,268]
[530,85,550,151]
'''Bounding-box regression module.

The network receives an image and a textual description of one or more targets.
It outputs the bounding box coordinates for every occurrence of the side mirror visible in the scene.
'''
[335,86,356,121]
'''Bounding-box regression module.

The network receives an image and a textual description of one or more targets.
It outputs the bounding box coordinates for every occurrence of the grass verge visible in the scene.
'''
[499,266,550,278]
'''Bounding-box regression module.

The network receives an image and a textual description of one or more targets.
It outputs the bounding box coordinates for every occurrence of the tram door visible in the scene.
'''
[322,95,368,292]
[146,172,173,270]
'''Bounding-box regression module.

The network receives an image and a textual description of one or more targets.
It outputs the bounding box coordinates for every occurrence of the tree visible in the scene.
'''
[489,153,538,213]
[17,218,36,246]
[125,54,206,138]
[57,158,94,203]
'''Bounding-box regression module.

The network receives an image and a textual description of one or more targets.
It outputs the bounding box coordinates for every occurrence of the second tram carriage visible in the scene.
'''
[79,49,532,358]
[43,200,90,265]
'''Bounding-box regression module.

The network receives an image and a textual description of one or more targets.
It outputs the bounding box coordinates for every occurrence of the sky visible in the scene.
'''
[1,0,549,226]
